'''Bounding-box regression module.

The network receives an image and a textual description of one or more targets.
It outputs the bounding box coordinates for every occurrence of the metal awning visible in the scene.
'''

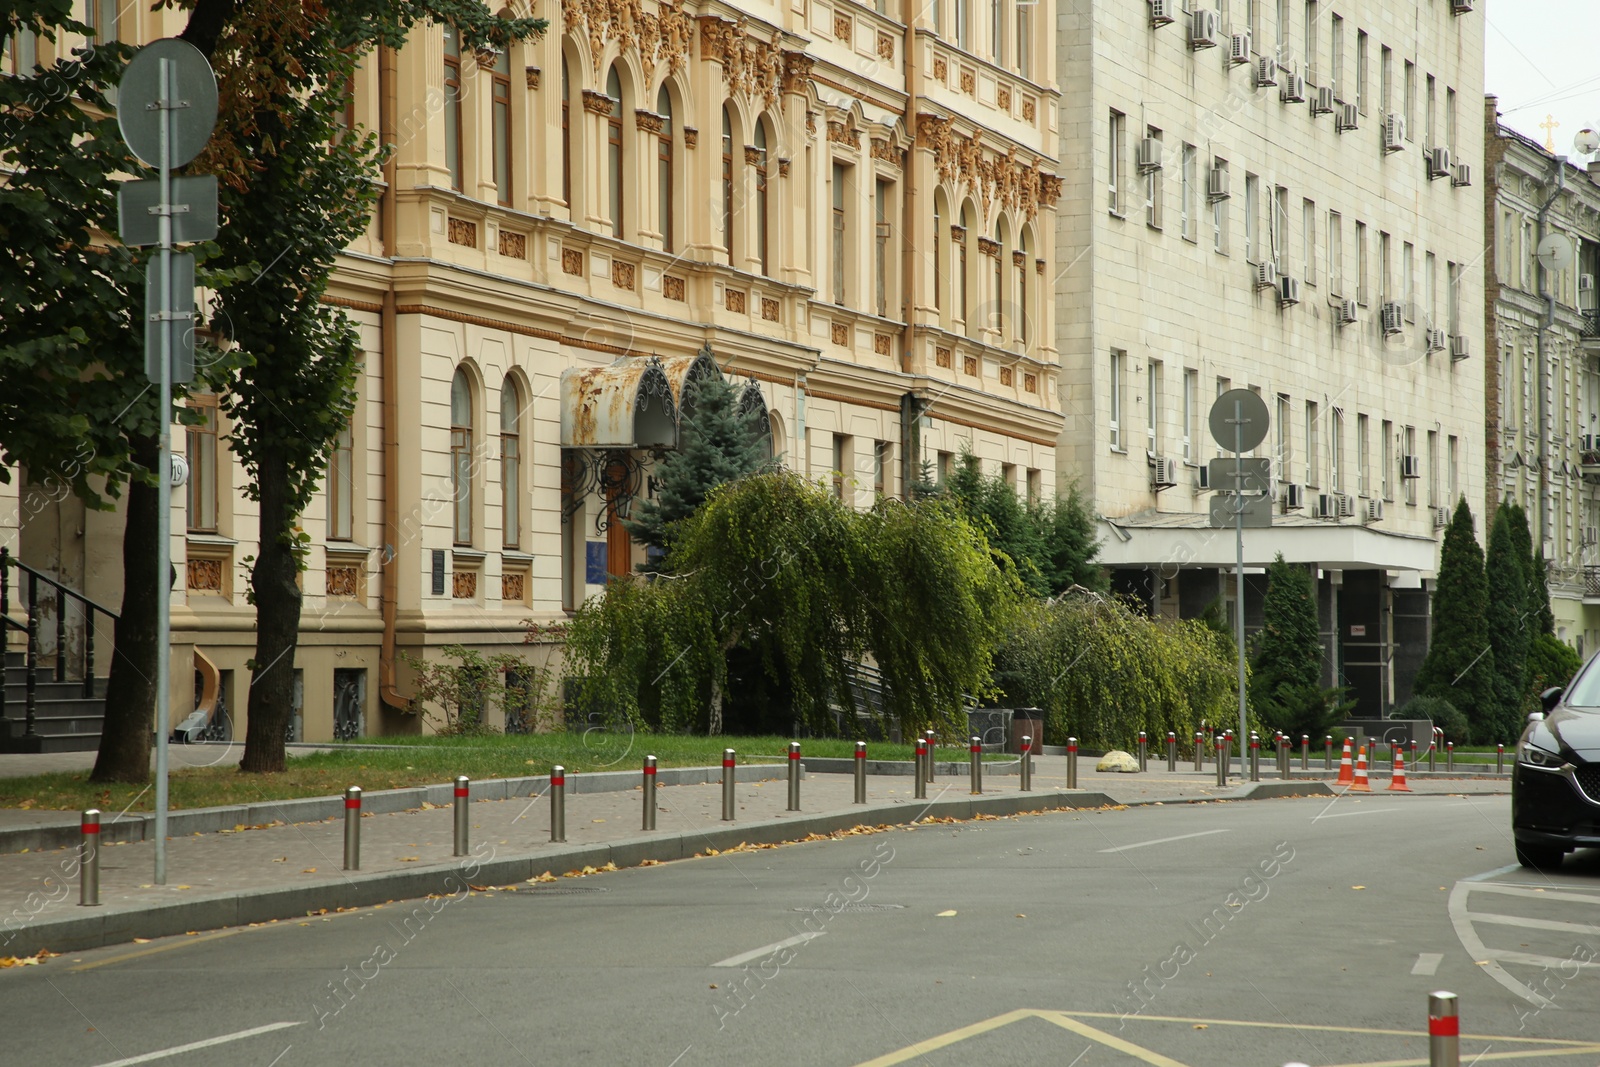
[559,356,679,449]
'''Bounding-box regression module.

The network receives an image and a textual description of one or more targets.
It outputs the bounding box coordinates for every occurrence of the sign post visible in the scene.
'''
[1208,389,1270,780]
[116,38,218,885]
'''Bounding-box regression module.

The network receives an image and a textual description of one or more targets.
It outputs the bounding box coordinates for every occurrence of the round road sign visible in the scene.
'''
[117,38,218,170]
[1208,388,1270,453]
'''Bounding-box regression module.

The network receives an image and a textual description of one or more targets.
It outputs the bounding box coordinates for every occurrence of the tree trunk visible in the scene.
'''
[90,438,160,783]
[239,449,302,773]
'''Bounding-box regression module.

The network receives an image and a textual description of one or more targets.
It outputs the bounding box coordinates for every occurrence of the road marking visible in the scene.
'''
[1465,883,1600,906]
[1321,1047,1600,1067]
[69,929,246,972]
[1058,1011,1595,1044]
[1411,952,1443,975]
[1039,1013,1192,1066]
[89,1023,302,1067]
[710,931,823,968]
[1468,911,1600,936]
[1311,807,1398,819]
[1449,881,1553,1008]
[1482,948,1600,969]
[852,1009,1042,1066]
[1096,829,1230,853]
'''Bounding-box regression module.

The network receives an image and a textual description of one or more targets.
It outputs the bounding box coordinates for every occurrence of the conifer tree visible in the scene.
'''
[1249,554,1332,736]
[1414,498,1496,741]
[1484,503,1529,741]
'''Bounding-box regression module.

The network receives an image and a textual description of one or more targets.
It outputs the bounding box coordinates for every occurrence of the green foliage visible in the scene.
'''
[991,595,1241,750]
[1484,504,1531,742]
[1248,555,1321,723]
[1525,632,1582,704]
[1414,498,1497,742]
[562,471,1018,738]
[400,645,559,736]
[622,372,771,558]
[1394,696,1471,745]
[1530,548,1557,637]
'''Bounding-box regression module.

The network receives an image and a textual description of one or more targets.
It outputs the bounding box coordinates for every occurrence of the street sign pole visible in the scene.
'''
[153,55,174,885]
[1233,402,1247,782]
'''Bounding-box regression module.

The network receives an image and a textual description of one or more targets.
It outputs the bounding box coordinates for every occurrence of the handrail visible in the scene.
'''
[1,547,121,738]
[0,549,119,622]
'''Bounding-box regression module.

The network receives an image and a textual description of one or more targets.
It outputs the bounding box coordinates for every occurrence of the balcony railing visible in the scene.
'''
[1583,310,1600,340]
[1586,565,1600,599]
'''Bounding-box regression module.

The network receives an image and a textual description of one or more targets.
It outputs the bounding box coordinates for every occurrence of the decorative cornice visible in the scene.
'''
[916,113,1061,219]
[698,15,783,109]
[524,65,541,89]
[564,0,693,82]
[869,137,901,166]
[683,126,699,148]
[978,237,1001,258]
[635,109,664,134]
[582,89,615,115]
[744,145,763,165]
[781,51,813,95]
[827,119,860,148]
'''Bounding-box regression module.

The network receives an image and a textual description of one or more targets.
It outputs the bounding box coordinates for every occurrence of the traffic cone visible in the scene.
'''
[1387,749,1413,793]
[1336,738,1354,785]
[1350,746,1371,792]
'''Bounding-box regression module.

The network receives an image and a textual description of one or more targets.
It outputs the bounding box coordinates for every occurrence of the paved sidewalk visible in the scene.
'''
[0,753,1505,958]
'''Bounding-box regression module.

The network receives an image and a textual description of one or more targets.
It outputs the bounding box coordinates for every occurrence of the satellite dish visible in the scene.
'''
[1575,128,1600,156]
[1536,233,1576,273]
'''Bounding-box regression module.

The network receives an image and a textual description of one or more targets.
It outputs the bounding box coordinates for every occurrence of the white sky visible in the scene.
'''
[1484,0,1600,156]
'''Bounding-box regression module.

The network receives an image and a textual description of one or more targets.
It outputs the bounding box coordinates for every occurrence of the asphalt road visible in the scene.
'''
[5,792,1599,1067]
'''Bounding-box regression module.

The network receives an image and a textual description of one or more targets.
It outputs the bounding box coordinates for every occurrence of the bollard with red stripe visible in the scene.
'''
[453,775,470,856]
[1195,731,1205,772]
[1137,730,1148,772]
[550,765,567,842]
[343,786,362,870]
[1249,732,1261,782]
[1496,743,1506,776]
[1446,741,1454,772]
[1167,731,1177,772]
[1066,736,1079,789]
[969,736,983,795]
[912,737,927,800]
[1020,735,1034,791]
[924,730,936,784]
[643,756,658,831]
[80,809,101,907]
[1215,736,1227,786]
[854,741,868,804]
[788,741,803,810]
[721,749,736,821]
[1428,991,1459,1067]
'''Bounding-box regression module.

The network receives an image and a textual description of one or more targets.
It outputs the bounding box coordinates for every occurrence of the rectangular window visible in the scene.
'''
[1382,419,1393,501]
[1447,260,1461,336]
[1425,73,1436,148]
[1356,221,1368,303]
[1248,0,1261,44]
[1147,360,1162,454]
[1183,369,1198,463]
[1327,210,1342,294]
[1403,243,1415,321]
[1305,400,1319,488]
[1446,87,1457,151]
[1448,435,1459,505]
[502,413,520,550]
[832,163,847,305]
[1180,144,1197,242]
[1330,409,1343,492]
[1145,127,1163,230]
[1304,0,1318,84]
[956,0,969,54]
[937,450,953,486]
[492,49,512,206]
[328,416,354,541]
[1245,173,1259,262]
[1276,0,1289,55]
[187,394,219,534]
[1380,45,1392,116]
[1356,413,1369,496]
[1108,110,1125,214]
[1016,0,1031,78]
[1026,468,1041,503]
[874,441,891,497]
[607,93,624,239]
[992,0,1004,65]
[1425,251,1437,327]
[1404,60,1415,139]
[1355,30,1368,114]
[1427,430,1439,507]
[833,434,850,500]
[1378,231,1392,304]
[1109,350,1126,450]
[87,0,118,41]
[443,25,463,191]
[1212,159,1229,254]
[1276,394,1292,482]
[875,179,891,318]
[1404,425,1416,506]
[1271,185,1288,266]
[1330,14,1343,99]
[1302,198,1315,284]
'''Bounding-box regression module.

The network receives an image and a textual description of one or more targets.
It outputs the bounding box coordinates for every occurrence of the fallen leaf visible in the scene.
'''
[176,885,191,890]
[640,859,662,867]
[592,819,606,823]
[132,938,151,944]
[399,857,420,862]
[1351,885,1366,890]
[709,983,718,989]
[1016,914,1026,919]
[937,910,958,917]
[1193,1024,1208,1030]
[302,868,317,874]
[273,857,287,863]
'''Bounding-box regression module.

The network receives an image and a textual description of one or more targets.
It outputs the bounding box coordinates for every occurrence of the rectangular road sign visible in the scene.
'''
[145,252,196,385]
[1207,456,1274,494]
[118,175,218,247]
[1209,492,1273,528]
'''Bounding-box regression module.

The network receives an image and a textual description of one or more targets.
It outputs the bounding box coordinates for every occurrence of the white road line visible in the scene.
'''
[90,1023,302,1067]
[710,931,824,968]
[1096,829,1230,853]
[1467,911,1600,936]
[1411,953,1443,976]
[1463,864,1522,883]
[1466,883,1600,906]
[1485,948,1600,970]
[1311,807,1398,819]
[1449,881,1553,1009]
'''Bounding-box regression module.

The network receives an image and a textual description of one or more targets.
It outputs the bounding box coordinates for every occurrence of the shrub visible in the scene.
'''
[1394,695,1471,745]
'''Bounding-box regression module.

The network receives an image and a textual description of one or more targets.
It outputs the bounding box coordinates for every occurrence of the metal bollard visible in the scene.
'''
[969,736,983,794]
[1429,729,1440,772]
[1137,731,1147,772]
[722,749,736,821]
[1020,735,1033,791]
[788,742,802,810]
[1428,991,1460,1067]
[854,741,867,804]
[1301,735,1310,770]
[1496,743,1505,775]
[79,809,100,907]
[1066,737,1079,789]
[1325,735,1334,769]
[925,730,936,783]
[550,766,566,842]
[913,736,927,800]
[1216,737,1227,785]
[1280,736,1291,777]
[453,776,470,857]
[1446,742,1454,772]
[643,756,658,831]
[343,786,361,870]
[1167,731,1177,772]
[1249,733,1260,782]
[1194,731,1205,772]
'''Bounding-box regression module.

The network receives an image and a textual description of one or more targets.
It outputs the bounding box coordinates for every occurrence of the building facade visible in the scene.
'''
[1055,0,1486,714]
[2,0,1064,742]
[1484,105,1600,657]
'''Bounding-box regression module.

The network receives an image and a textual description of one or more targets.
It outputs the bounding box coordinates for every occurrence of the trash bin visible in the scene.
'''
[1009,707,1043,754]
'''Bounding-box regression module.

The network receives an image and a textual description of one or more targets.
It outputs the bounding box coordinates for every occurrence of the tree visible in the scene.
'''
[1484,503,1530,742]
[174,0,543,772]
[1413,498,1497,742]
[622,371,770,560]
[1035,485,1106,594]
[1248,554,1348,737]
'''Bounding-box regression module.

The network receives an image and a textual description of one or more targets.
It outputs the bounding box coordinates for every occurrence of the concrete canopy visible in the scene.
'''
[1096,513,1440,577]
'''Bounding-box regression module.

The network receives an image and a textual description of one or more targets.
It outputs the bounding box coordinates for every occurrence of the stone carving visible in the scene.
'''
[962,355,978,376]
[474,46,500,71]
[1022,97,1035,122]
[582,89,615,115]
[502,572,526,602]
[873,333,891,355]
[564,0,692,82]
[1024,372,1037,393]
[777,158,790,177]
[916,114,1062,219]
[744,145,762,165]
[870,138,901,165]
[1012,250,1026,268]
[525,66,541,89]
[562,247,584,275]
[959,68,975,94]
[635,109,664,133]
[613,260,636,290]
[781,52,814,95]
[326,566,359,597]
[683,126,698,148]
[447,217,478,247]
[933,55,947,82]
[499,230,528,259]
[997,84,1011,111]
[999,366,1013,386]
[978,237,1000,258]
[187,559,223,592]
[453,569,478,599]
[831,322,850,346]
[833,13,852,43]
[725,287,746,312]
[827,119,860,148]
[876,32,894,62]
[664,275,686,300]
[700,16,784,109]
[935,346,952,368]
[761,297,780,321]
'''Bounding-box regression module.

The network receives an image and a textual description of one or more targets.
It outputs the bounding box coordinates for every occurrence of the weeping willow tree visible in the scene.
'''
[560,471,1018,737]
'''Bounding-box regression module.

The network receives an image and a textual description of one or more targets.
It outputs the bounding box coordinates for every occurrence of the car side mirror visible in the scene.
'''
[1541,687,1564,713]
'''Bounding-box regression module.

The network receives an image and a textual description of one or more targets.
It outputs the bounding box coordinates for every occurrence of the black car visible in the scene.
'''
[1512,672,1600,869]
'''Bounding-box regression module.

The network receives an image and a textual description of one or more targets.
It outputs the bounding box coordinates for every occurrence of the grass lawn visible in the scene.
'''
[0,733,1010,813]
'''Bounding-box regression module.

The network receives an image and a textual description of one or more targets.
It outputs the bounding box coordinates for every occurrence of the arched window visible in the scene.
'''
[443,24,463,191]
[1017,230,1031,346]
[560,57,571,207]
[993,220,1007,339]
[958,205,972,332]
[657,87,674,253]
[754,121,770,275]
[451,368,473,546]
[933,195,944,317]
[491,46,512,206]
[722,106,736,265]
[501,379,521,549]
[606,66,624,238]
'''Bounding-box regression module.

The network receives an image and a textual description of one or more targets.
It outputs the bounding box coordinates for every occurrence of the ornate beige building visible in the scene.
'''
[1,0,1063,745]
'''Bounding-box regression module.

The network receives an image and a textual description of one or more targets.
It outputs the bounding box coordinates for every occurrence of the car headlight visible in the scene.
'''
[1517,740,1566,769]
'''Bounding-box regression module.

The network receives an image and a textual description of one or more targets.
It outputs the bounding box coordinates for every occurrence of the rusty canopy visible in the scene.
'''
[560,356,679,449]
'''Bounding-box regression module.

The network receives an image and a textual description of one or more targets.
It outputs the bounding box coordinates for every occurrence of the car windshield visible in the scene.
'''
[1557,655,1600,707]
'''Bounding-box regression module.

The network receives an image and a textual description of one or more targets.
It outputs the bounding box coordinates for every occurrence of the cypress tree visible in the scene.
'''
[1414,498,1497,741]
[1484,503,1529,741]
[1248,554,1326,735]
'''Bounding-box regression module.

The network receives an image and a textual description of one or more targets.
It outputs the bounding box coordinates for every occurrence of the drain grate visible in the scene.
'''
[791,902,905,912]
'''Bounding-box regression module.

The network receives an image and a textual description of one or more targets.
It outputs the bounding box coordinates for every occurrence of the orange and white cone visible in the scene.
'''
[1387,749,1413,793]
[1336,738,1355,785]
[1350,745,1371,792]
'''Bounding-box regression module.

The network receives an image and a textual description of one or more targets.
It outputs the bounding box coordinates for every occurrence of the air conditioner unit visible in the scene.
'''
[1364,498,1384,523]
[1255,56,1277,88]
[1582,433,1596,452]
[1229,32,1251,64]
[1207,167,1231,201]
[1278,275,1301,306]
[1311,86,1334,115]
[1401,455,1421,480]
[1451,162,1472,187]
[1337,494,1356,519]
[1336,103,1359,131]
[1451,0,1472,13]
[1150,456,1179,489]
[1384,113,1406,152]
[1282,482,1304,510]
[1580,274,1595,293]
[1137,137,1163,171]
[1450,335,1470,361]
[1314,493,1335,518]
[1195,464,1212,491]
[1148,0,1176,26]
[1427,146,1451,180]
[1189,9,1219,49]
[1280,72,1306,104]
[1254,260,1279,290]
[1434,506,1451,530]
[1380,301,1405,334]
[1336,297,1358,325]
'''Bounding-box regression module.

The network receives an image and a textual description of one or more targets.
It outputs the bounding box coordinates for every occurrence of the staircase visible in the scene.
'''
[1,651,108,752]
[1,548,116,753]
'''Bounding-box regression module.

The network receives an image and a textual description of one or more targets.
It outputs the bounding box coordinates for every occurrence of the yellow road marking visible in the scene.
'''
[1038,1012,1194,1067]
[850,1009,1041,1066]
[1058,1010,1597,1046]
[1321,1046,1600,1067]
[68,928,244,972]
